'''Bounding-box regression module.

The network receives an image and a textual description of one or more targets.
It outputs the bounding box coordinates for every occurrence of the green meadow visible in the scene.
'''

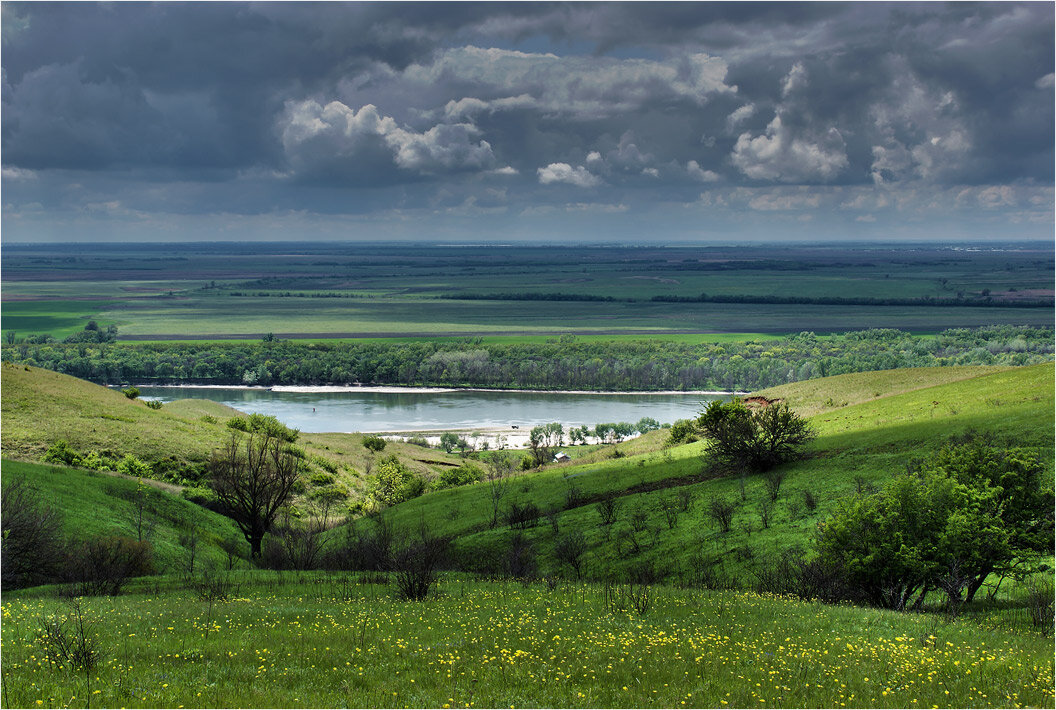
[2,574,1052,709]
[1,362,1052,708]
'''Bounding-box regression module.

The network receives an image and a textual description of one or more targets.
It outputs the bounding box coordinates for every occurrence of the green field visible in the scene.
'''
[2,573,1052,709]
[3,242,1052,340]
[1,361,1052,708]
[351,364,1053,584]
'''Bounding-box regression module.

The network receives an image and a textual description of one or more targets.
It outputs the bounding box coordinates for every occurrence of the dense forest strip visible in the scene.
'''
[4,326,1051,392]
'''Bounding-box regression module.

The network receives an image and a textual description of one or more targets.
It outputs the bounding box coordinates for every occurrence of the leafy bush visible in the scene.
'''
[121,386,140,400]
[435,464,481,490]
[117,454,152,478]
[814,439,1055,610]
[309,471,336,486]
[42,440,82,467]
[667,419,698,446]
[362,435,387,453]
[226,413,298,443]
[697,400,814,473]
[144,399,163,410]
[366,456,425,508]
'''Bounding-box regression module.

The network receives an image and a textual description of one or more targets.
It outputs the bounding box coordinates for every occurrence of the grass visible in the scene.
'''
[0,364,467,501]
[0,300,116,340]
[1,363,1052,708]
[1,573,1052,709]
[356,364,1054,584]
[0,460,244,574]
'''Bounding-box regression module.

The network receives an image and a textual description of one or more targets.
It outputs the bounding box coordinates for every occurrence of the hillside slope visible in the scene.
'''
[0,363,466,495]
[352,363,1054,582]
[2,460,245,574]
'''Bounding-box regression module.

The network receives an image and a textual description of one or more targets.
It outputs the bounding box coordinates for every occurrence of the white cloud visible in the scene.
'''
[412,46,735,120]
[855,214,877,223]
[781,62,807,98]
[746,190,821,211]
[586,151,603,163]
[868,62,972,183]
[537,162,602,187]
[726,103,756,128]
[1,166,37,180]
[959,185,1016,208]
[1035,73,1055,89]
[731,115,848,182]
[488,166,518,175]
[642,168,660,178]
[687,160,720,182]
[279,99,495,175]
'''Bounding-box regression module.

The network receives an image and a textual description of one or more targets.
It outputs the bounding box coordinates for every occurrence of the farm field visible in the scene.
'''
[3,242,1052,340]
[2,573,1053,709]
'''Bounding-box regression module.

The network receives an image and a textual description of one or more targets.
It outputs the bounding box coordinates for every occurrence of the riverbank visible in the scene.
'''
[128,383,745,396]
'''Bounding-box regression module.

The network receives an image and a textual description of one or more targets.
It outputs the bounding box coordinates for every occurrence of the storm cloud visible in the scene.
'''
[1,2,1052,242]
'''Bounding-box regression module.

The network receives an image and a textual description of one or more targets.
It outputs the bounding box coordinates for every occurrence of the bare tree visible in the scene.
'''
[1,476,66,589]
[484,453,513,528]
[209,430,303,558]
[554,530,588,579]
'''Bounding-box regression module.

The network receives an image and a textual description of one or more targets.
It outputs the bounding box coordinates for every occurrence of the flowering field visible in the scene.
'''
[2,574,1052,709]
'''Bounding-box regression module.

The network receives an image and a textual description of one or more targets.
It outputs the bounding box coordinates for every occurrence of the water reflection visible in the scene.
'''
[137,386,729,433]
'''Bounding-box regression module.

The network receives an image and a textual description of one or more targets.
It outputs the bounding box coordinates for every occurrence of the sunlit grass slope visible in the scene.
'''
[2,573,1052,709]
[0,363,464,494]
[362,364,1054,582]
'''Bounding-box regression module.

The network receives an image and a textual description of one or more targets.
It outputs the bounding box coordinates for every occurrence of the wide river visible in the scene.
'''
[136,386,732,434]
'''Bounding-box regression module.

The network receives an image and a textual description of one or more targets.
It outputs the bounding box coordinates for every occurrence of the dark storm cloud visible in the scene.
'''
[1,2,1052,241]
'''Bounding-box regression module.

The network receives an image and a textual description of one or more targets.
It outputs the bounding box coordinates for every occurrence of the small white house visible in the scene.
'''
[554,452,571,462]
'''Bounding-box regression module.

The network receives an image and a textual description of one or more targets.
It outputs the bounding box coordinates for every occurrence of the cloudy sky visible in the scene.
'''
[2,2,1053,243]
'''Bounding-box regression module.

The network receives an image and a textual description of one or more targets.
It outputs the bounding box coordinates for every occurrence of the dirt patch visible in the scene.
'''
[743,395,781,409]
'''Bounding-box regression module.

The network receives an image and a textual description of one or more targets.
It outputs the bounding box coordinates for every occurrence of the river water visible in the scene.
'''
[136,386,730,434]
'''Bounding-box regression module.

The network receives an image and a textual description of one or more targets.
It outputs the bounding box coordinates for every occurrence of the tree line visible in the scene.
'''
[2,325,1051,392]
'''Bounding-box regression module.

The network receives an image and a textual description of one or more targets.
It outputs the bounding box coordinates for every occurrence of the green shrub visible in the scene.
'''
[362,435,387,453]
[144,400,163,410]
[667,419,698,445]
[309,471,335,487]
[121,386,140,400]
[42,440,82,467]
[81,451,118,472]
[117,454,152,479]
[226,413,298,442]
[366,456,425,508]
[435,464,481,490]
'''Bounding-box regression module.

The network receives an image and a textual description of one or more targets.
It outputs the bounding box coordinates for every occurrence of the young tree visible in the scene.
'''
[814,440,1054,610]
[484,452,513,528]
[697,400,814,473]
[362,435,387,454]
[208,430,304,559]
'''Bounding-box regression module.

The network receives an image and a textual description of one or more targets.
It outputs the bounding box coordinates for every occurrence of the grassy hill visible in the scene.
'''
[0,362,466,499]
[2,460,244,574]
[349,363,1054,584]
